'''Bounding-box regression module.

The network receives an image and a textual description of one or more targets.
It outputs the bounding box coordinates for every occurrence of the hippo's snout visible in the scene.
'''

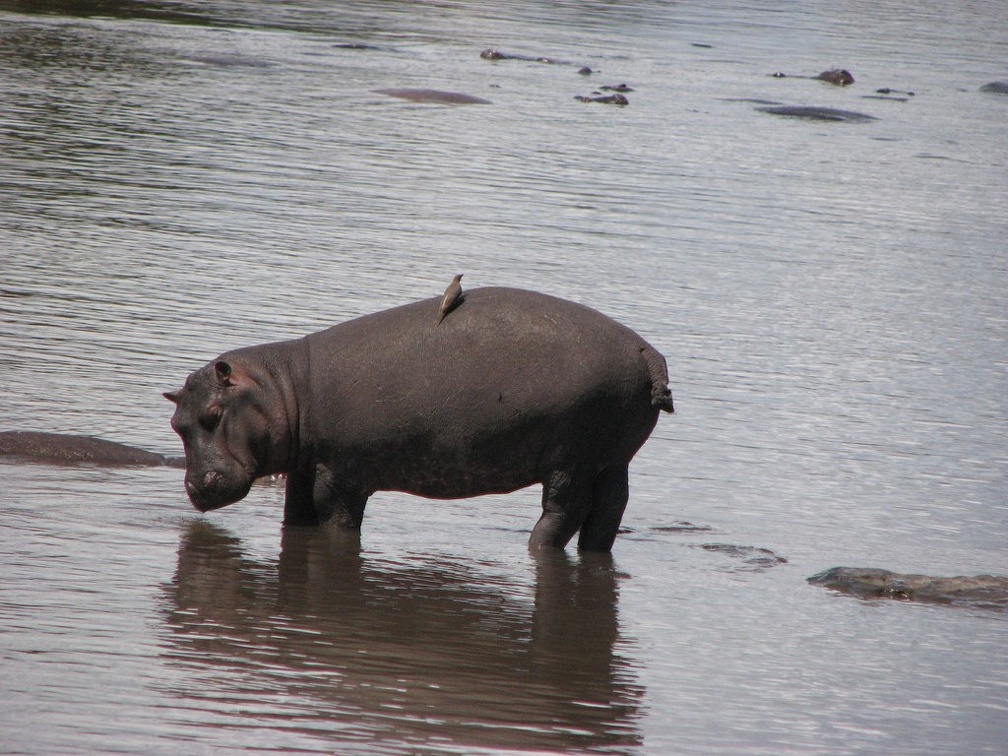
[184,468,247,512]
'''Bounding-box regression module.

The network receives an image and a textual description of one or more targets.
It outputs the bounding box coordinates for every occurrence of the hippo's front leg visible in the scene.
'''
[283,463,368,528]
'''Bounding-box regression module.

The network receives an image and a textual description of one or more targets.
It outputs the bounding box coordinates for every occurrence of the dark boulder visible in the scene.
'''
[808,567,1008,611]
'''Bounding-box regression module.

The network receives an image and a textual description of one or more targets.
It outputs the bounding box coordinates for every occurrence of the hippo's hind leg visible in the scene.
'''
[529,469,593,550]
[577,465,629,552]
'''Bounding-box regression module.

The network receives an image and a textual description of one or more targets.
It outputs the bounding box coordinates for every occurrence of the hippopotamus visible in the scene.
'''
[0,430,185,468]
[375,88,492,105]
[816,69,855,86]
[874,87,915,97]
[165,287,673,551]
[772,69,855,86]
[480,48,568,65]
[757,105,877,123]
[979,81,1008,94]
[480,48,594,73]
[575,94,629,106]
[808,567,1008,611]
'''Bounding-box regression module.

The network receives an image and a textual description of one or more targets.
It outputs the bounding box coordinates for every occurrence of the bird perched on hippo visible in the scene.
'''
[165,286,673,552]
[434,274,463,326]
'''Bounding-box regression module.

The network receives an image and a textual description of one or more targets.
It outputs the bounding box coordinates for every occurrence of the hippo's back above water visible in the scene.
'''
[0,430,184,468]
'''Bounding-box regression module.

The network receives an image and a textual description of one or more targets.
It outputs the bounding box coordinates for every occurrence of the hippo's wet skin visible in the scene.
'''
[874,87,915,97]
[480,48,594,74]
[757,105,877,123]
[0,430,185,468]
[808,567,1008,611]
[165,287,673,551]
[815,69,855,86]
[480,48,569,65]
[772,69,855,86]
[575,94,629,106]
[375,88,491,105]
[979,81,1008,94]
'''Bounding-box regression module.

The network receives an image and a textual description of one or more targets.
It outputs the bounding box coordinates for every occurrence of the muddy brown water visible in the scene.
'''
[2,1,1006,753]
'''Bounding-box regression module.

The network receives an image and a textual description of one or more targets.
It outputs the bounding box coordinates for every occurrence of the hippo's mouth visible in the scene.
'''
[185,468,254,512]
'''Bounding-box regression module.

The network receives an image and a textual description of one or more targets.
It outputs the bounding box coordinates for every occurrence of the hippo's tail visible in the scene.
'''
[640,344,674,413]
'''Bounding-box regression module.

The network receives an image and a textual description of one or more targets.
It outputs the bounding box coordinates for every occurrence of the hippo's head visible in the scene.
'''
[164,359,282,512]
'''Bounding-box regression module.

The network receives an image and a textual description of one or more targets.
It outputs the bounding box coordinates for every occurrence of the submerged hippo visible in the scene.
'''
[575,93,629,106]
[815,69,855,86]
[599,84,634,93]
[0,430,185,468]
[165,287,673,551]
[480,47,593,73]
[375,88,492,105]
[480,48,568,65]
[757,105,877,123]
[772,69,855,86]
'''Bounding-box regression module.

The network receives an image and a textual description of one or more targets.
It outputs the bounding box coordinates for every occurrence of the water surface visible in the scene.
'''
[2,1,1006,753]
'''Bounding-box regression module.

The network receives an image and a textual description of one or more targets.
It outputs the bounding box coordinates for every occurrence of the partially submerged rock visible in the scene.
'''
[808,567,1008,611]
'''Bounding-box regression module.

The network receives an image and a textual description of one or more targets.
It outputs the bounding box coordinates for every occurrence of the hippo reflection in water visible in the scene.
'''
[162,521,644,751]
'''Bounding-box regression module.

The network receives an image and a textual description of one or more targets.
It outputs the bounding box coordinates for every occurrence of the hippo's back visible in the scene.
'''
[307,287,662,413]
[0,430,175,467]
[292,287,668,493]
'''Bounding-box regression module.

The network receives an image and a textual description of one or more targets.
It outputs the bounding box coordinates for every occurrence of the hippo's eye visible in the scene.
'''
[199,406,223,433]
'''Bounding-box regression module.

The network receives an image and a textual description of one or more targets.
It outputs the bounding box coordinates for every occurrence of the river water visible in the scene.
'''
[1,1,1006,753]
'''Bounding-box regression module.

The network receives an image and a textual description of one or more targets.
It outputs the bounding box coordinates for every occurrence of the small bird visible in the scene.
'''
[434,274,463,327]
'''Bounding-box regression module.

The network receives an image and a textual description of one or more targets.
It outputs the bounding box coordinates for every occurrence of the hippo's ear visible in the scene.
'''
[214,361,235,387]
[164,391,179,404]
